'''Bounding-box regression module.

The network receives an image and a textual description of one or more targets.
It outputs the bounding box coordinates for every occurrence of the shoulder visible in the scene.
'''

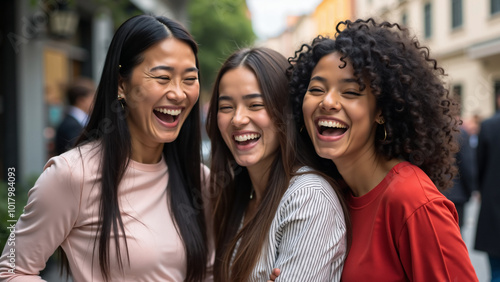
[287,167,336,195]
[481,113,500,129]
[280,166,342,211]
[42,141,101,192]
[383,162,446,213]
[56,141,101,171]
[29,144,99,207]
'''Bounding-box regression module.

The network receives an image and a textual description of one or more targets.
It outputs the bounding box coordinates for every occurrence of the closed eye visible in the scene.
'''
[184,77,198,85]
[218,105,233,112]
[307,88,324,95]
[344,91,361,96]
[153,76,170,84]
[249,104,264,110]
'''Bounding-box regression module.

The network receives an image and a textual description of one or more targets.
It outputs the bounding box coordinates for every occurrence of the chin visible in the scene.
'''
[314,148,335,161]
[233,157,256,168]
[159,133,180,144]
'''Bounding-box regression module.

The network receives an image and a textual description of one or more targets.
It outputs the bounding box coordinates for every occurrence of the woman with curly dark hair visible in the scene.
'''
[288,18,478,281]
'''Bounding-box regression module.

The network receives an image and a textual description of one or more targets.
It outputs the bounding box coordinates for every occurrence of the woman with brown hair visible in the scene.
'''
[206,47,348,281]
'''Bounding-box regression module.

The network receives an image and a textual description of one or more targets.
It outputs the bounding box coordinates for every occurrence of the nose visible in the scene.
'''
[321,90,341,111]
[231,106,250,127]
[166,81,186,103]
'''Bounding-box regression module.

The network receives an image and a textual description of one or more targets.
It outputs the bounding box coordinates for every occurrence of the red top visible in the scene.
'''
[341,162,477,281]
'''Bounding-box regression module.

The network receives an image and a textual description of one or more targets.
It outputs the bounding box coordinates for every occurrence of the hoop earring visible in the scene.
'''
[377,117,386,142]
[117,95,125,110]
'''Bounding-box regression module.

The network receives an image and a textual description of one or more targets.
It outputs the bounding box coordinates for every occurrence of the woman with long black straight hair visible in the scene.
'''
[0,15,211,281]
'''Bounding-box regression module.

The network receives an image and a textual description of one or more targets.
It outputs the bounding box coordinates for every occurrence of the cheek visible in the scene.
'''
[186,83,200,104]
[217,114,230,136]
[302,98,316,123]
[126,89,153,111]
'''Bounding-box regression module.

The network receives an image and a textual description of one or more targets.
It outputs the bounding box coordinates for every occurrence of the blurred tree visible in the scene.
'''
[188,0,256,97]
[92,0,142,28]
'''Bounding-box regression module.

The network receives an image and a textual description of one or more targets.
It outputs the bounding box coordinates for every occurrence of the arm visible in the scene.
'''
[397,198,478,281]
[273,178,346,282]
[0,157,80,281]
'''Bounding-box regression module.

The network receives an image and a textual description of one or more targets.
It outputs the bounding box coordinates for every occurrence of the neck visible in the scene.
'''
[246,164,271,204]
[130,139,164,164]
[335,150,401,197]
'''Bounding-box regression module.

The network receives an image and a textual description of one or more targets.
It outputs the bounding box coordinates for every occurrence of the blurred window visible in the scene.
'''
[424,3,432,38]
[452,0,463,29]
[492,0,500,15]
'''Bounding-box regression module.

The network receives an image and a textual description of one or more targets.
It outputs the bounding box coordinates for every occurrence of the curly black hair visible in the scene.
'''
[288,18,459,191]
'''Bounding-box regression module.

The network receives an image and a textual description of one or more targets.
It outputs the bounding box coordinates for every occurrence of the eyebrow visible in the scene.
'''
[149,66,198,72]
[218,93,262,101]
[310,76,359,84]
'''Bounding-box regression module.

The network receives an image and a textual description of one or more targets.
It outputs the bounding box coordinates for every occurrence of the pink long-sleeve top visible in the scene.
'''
[0,141,212,281]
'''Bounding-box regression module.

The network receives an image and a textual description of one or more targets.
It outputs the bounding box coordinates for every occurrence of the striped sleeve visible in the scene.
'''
[272,173,346,282]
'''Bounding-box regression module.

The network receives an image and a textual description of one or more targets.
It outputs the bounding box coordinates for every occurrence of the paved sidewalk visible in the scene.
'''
[462,193,490,281]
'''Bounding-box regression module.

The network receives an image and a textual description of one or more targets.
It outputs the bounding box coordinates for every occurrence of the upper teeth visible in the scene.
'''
[318,120,347,128]
[155,108,181,116]
[234,134,260,142]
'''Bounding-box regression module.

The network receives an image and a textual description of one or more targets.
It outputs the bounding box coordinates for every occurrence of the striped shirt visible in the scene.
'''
[235,166,347,281]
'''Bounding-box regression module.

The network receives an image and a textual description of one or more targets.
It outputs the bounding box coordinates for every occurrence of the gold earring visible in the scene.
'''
[300,125,304,133]
[378,117,385,124]
[117,95,124,110]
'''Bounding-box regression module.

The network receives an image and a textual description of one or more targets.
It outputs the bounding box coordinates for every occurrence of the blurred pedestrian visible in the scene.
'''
[443,125,476,229]
[475,91,500,282]
[55,77,96,154]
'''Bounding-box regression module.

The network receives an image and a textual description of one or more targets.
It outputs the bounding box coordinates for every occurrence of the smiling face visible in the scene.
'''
[302,52,381,165]
[119,37,199,150]
[217,66,279,171]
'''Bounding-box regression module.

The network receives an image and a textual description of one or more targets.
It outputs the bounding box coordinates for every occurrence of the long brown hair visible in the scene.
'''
[206,47,295,281]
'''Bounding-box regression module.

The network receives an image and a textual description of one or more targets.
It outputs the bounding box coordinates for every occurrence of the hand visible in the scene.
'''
[268,268,281,281]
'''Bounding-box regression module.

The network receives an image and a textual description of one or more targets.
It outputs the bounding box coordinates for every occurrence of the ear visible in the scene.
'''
[117,77,127,102]
[375,109,384,124]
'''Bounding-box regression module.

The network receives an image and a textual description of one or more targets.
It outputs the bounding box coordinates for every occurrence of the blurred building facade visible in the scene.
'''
[258,0,499,118]
[0,0,187,183]
[353,0,500,118]
[258,0,355,58]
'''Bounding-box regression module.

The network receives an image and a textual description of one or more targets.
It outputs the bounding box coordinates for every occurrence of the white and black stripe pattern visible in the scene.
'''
[236,166,347,282]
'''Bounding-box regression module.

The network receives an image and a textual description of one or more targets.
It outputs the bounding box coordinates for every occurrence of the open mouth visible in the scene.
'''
[233,133,261,146]
[154,108,182,123]
[317,120,348,136]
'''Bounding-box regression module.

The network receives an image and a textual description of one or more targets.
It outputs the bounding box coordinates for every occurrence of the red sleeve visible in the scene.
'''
[398,198,478,281]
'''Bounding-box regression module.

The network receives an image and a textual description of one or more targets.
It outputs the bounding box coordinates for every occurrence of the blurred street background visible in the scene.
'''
[1,0,499,280]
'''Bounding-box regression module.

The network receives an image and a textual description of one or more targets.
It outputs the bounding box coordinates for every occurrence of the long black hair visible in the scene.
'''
[75,15,207,281]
